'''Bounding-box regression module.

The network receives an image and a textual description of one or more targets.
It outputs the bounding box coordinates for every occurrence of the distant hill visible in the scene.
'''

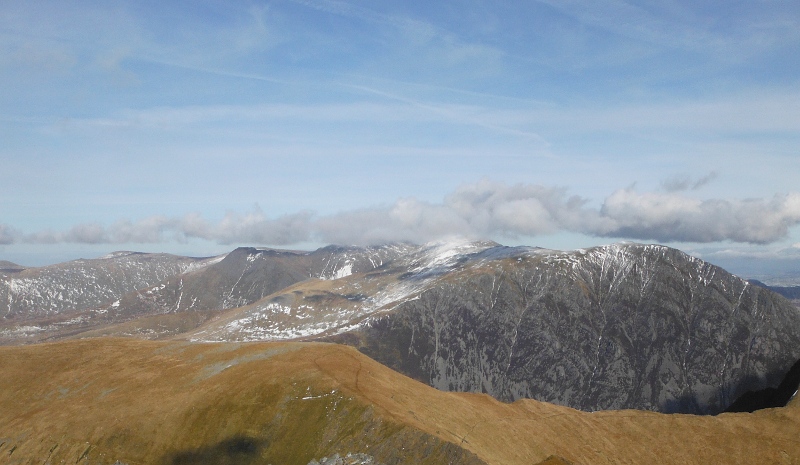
[102,244,414,325]
[0,260,24,273]
[1,338,799,465]
[0,251,219,321]
[749,279,800,303]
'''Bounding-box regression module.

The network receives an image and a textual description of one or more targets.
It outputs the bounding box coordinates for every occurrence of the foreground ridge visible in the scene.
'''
[0,338,798,465]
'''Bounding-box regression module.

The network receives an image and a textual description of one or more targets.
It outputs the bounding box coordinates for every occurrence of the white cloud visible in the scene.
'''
[212,209,313,245]
[6,181,800,247]
[599,190,800,243]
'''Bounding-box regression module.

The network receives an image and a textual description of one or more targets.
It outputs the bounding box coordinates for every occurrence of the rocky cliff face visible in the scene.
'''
[332,243,800,414]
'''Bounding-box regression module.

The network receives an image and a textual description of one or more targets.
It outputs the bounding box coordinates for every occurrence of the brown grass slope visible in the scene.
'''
[0,339,799,465]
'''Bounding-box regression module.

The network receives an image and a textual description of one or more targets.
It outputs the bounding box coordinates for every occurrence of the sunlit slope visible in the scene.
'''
[1,339,799,465]
[0,339,483,465]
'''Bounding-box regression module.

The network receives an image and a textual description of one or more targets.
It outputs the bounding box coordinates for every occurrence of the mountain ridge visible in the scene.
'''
[2,240,799,415]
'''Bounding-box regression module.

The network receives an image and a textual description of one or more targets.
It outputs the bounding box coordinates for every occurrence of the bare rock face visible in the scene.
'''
[336,243,800,414]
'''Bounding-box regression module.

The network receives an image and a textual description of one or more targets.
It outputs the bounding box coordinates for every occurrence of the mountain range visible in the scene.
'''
[2,240,800,416]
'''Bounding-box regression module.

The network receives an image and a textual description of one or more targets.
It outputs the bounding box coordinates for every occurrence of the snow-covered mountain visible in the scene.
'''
[0,252,221,331]
[0,244,413,343]
[2,240,799,415]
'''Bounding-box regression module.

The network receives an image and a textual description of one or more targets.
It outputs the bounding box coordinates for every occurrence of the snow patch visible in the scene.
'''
[333,264,353,279]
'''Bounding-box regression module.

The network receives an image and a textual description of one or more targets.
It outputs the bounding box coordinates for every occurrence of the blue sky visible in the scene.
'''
[1,0,800,280]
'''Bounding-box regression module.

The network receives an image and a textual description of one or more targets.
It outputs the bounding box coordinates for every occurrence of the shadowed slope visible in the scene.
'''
[1,339,799,465]
[725,358,800,412]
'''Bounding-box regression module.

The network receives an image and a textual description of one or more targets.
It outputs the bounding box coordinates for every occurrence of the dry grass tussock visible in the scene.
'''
[1,338,798,465]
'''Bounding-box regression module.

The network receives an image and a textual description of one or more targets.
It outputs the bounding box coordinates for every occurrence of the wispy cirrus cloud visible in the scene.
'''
[289,0,505,74]
[3,181,799,247]
[36,85,800,151]
[531,0,800,58]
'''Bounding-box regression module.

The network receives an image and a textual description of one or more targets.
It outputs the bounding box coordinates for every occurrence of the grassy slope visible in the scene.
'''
[1,339,798,465]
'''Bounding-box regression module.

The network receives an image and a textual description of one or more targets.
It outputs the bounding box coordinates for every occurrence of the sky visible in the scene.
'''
[1,0,800,281]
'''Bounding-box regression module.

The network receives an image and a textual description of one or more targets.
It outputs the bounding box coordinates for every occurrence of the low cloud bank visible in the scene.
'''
[3,180,800,246]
